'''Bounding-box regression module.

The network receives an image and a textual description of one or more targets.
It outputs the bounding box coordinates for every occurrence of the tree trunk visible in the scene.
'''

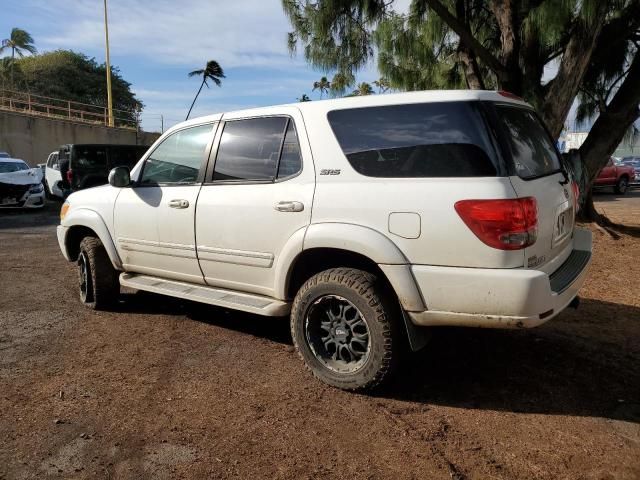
[186,80,205,120]
[540,1,608,138]
[455,0,485,90]
[489,0,521,93]
[458,47,486,89]
[578,50,640,186]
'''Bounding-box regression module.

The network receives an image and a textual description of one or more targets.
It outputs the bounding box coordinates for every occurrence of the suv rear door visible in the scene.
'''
[195,108,314,298]
[490,103,576,272]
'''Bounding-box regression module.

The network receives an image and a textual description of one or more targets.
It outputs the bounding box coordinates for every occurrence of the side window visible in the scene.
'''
[46,154,53,168]
[52,153,59,170]
[213,117,288,181]
[140,124,212,185]
[277,121,302,179]
[328,103,499,178]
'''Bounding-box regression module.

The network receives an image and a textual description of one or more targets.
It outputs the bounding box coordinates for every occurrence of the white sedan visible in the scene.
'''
[0,158,45,208]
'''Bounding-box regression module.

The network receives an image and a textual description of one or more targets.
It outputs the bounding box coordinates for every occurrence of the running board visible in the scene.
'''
[119,273,291,317]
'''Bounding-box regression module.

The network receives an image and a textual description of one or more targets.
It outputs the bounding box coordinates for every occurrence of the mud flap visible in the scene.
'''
[401,310,430,351]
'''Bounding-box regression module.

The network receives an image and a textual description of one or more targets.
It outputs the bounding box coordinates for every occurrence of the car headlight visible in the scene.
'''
[29,183,44,193]
[60,202,70,221]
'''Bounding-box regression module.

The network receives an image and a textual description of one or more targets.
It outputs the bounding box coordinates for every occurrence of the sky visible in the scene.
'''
[1,0,412,132]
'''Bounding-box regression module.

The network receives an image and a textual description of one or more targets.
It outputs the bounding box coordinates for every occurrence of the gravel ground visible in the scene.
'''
[0,200,638,480]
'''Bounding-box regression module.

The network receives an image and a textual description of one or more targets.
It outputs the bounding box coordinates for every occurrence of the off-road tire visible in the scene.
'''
[290,268,401,391]
[615,176,629,194]
[78,236,119,310]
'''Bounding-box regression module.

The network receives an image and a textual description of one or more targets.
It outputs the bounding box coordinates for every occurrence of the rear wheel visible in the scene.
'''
[78,237,119,310]
[615,176,629,194]
[290,268,401,391]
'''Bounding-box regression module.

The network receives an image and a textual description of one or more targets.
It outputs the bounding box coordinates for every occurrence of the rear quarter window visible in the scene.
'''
[327,102,500,178]
[494,105,561,179]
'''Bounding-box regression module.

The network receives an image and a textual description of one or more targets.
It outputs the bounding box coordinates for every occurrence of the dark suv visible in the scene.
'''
[59,144,149,192]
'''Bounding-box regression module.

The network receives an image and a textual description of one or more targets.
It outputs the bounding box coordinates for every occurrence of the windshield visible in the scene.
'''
[495,105,562,179]
[0,161,29,173]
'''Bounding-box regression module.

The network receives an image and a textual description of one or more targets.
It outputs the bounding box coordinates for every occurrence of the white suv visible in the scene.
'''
[57,90,592,390]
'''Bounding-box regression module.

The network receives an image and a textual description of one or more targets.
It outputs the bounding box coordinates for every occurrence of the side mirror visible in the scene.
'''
[108,166,131,188]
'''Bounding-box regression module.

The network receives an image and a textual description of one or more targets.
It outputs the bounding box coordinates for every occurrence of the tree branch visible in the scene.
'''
[422,0,506,75]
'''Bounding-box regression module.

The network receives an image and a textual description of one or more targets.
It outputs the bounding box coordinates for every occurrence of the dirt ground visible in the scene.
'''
[0,194,639,480]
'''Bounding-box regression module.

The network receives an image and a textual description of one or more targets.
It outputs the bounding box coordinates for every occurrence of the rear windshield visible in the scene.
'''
[495,105,561,179]
[327,102,500,177]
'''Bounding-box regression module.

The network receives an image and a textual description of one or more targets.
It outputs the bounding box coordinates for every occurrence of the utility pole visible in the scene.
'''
[103,0,114,127]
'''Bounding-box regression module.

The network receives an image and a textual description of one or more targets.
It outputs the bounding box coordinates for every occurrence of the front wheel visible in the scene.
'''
[615,177,629,194]
[290,268,402,391]
[78,237,119,310]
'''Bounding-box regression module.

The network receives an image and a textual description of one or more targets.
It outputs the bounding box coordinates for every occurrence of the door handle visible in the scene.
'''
[274,201,304,212]
[168,199,189,209]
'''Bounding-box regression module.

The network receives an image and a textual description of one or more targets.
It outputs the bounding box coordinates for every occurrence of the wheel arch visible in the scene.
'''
[279,223,425,312]
[62,208,122,270]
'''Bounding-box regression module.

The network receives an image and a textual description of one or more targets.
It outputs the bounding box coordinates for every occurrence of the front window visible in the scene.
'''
[495,105,562,179]
[140,124,212,185]
[0,161,29,173]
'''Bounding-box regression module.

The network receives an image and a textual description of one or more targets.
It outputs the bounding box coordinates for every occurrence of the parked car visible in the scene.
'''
[57,90,592,391]
[44,150,65,199]
[0,151,11,158]
[594,157,636,194]
[620,156,640,186]
[0,158,45,208]
[58,144,150,192]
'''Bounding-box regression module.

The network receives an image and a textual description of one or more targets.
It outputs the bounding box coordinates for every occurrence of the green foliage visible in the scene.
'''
[313,76,331,97]
[13,50,142,115]
[188,60,225,87]
[350,81,375,96]
[0,28,37,59]
[297,93,312,101]
[186,60,225,120]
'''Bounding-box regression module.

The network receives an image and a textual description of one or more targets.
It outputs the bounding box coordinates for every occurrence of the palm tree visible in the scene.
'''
[297,93,311,102]
[186,60,225,120]
[0,28,36,85]
[373,78,390,93]
[312,76,331,99]
[351,82,375,96]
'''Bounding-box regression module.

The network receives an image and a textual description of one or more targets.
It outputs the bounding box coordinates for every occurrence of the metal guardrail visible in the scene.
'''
[0,89,139,129]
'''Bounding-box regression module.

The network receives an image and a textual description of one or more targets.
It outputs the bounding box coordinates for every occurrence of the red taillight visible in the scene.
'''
[454,197,538,250]
[497,90,524,102]
[571,181,580,212]
[66,169,73,184]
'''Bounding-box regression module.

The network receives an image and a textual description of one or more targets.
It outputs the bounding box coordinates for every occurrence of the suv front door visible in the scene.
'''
[113,123,216,284]
[195,109,314,298]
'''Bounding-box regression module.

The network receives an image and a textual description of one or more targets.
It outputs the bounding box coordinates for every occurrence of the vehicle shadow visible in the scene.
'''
[382,298,640,424]
[112,292,639,423]
[115,290,293,345]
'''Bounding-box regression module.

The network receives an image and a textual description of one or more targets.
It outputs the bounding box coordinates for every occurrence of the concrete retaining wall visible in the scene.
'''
[0,110,160,166]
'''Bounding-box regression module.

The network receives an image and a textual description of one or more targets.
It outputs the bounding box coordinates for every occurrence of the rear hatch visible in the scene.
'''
[488,103,576,272]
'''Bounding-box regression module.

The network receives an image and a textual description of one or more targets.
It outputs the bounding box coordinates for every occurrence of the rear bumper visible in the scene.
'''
[408,228,592,329]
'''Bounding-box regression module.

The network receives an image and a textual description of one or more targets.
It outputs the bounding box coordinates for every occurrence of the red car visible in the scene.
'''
[595,157,635,194]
